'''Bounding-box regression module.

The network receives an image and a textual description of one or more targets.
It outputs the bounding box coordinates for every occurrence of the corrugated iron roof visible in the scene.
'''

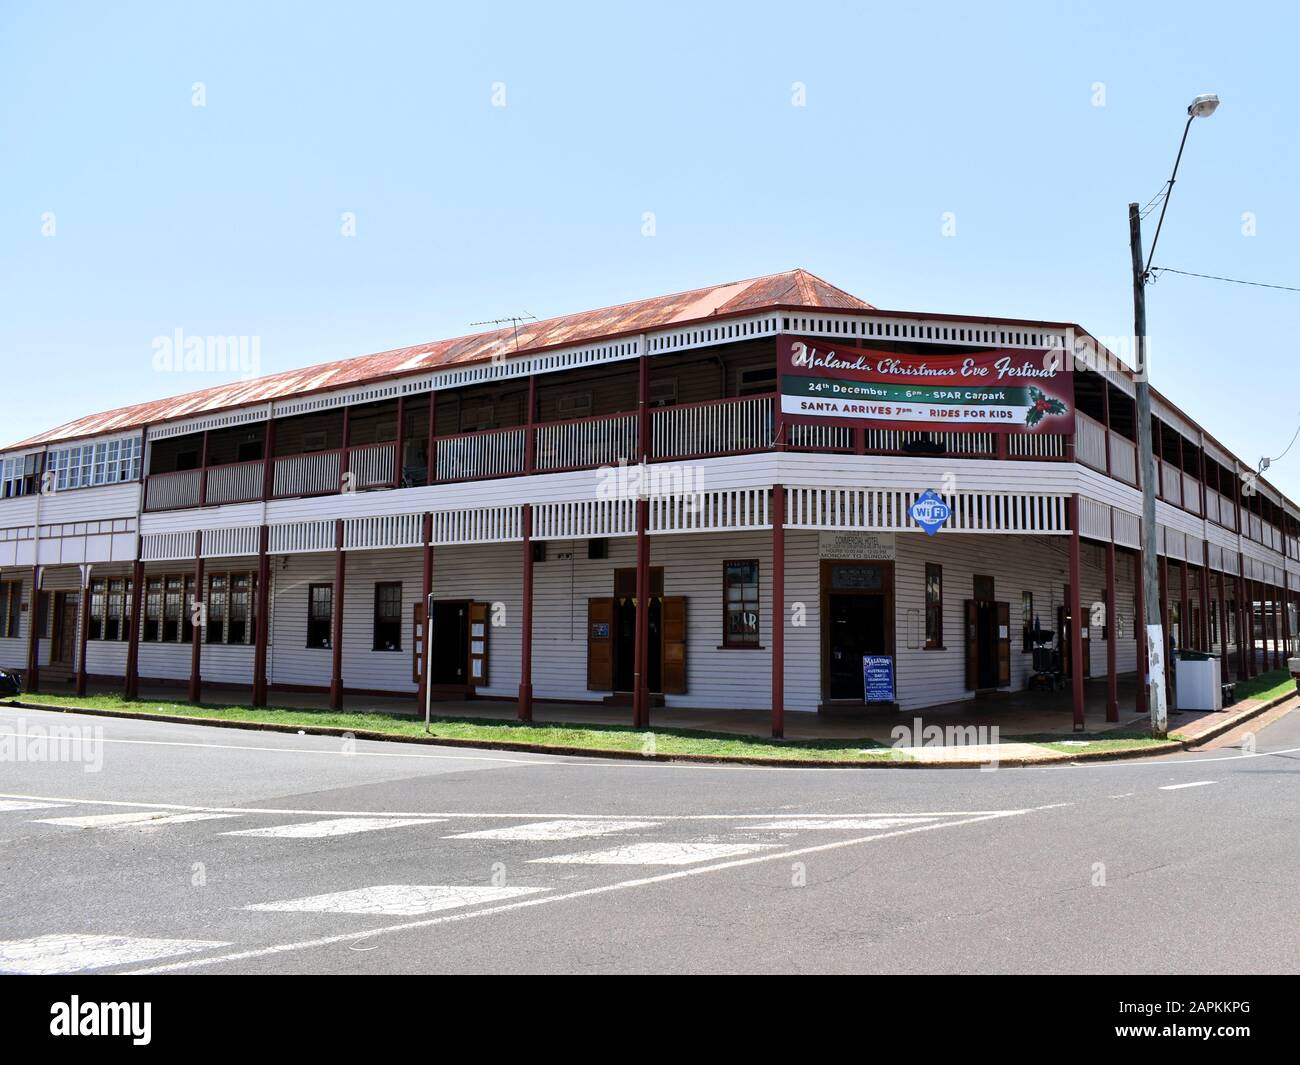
[5,269,871,450]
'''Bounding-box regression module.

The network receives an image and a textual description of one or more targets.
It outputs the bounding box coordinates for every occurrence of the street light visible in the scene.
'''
[1129,93,1219,738]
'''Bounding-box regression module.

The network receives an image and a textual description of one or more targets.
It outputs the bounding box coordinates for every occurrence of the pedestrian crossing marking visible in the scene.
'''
[246,884,543,916]
[530,841,773,866]
[35,811,238,829]
[744,817,941,831]
[0,934,227,975]
[223,817,441,839]
[446,819,660,842]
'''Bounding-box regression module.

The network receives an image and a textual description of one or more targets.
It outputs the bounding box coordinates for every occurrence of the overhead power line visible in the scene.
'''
[1150,266,1300,294]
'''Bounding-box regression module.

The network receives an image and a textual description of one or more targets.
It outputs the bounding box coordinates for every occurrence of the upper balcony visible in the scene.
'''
[127,336,1292,556]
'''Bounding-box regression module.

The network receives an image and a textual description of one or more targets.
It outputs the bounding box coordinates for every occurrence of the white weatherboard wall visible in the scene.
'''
[891,533,1139,712]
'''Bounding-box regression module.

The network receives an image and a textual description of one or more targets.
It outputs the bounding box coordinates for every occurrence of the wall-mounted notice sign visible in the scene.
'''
[779,336,1075,435]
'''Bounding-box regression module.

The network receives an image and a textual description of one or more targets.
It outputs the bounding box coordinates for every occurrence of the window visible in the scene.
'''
[163,576,183,643]
[1022,591,1033,652]
[143,577,163,642]
[722,560,760,647]
[0,454,37,498]
[373,582,402,651]
[735,365,777,397]
[206,575,227,644]
[308,584,333,649]
[44,436,141,491]
[229,574,252,645]
[202,572,255,645]
[88,578,133,642]
[925,564,943,649]
[0,580,20,638]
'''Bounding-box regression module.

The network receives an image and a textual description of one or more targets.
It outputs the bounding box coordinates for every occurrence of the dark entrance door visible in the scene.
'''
[1058,601,1091,679]
[51,592,77,665]
[613,594,663,692]
[827,594,887,699]
[429,600,469,685]
[965,600,1011,690]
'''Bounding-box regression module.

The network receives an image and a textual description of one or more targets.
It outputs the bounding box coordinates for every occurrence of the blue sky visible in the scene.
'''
[2,1,1298,492]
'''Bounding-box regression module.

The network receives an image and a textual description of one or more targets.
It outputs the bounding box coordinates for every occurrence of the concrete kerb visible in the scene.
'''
[2,688,1295,770]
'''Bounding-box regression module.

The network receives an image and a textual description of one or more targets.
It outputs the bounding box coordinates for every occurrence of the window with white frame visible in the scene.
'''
[45,436,142,492]
[0,454,38,498]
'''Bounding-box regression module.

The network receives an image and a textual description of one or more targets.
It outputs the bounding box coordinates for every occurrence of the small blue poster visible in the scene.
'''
[863,655,894,702]
[909,489,951,537]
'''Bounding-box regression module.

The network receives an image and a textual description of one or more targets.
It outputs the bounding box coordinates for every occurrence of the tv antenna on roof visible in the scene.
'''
[469,313,537,353]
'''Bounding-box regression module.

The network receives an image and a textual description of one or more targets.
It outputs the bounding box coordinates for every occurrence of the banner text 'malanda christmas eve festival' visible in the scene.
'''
[778,336,1076,434]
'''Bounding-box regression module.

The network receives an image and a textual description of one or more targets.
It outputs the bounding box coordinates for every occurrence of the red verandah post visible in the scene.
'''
[252,525,271,706]
[518,504,534,722]
[771,484,785,739]
[1069,495,1085,731]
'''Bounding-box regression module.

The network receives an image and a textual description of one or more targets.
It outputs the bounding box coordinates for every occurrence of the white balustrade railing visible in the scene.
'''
[1160,460,1182,507]
[535,413,637,471]
[1007,433,1068,458]
[1109,432,1137,484]
[205,460,264,505]
[347,442,395,489]
[145,469,201,511]
[787,422,853,451]
[861,428,995,454]
[652,395,773,460]
[436,427,526,481]
[273,451,341,497]
[1075,413,1107,472]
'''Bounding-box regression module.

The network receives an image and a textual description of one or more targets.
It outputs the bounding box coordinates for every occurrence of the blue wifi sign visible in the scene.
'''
[909,490,951,537]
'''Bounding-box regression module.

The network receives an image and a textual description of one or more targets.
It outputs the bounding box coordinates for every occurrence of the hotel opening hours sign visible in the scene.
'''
[778,336,1074,434]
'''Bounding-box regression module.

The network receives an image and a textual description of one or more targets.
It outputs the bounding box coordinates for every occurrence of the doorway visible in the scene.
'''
[428,600,470,686]
[50,592,78,667]
[821,562,894,703]
[587,567,687,695]
[965,600,1010,690]
[1058,595,1091,678]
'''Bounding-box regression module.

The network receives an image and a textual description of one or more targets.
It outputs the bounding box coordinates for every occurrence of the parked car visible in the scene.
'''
[0,668,22,697]
[1289,656,1300,693]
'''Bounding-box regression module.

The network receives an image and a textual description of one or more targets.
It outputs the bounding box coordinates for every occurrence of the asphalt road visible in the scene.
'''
[2,702,1298,974]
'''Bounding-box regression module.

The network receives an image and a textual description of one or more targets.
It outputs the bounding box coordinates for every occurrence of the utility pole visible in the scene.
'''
[1128,93,1218,738]
[1129,203,1168,737]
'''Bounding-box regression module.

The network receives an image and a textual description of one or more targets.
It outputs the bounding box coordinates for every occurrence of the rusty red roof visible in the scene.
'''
[6,269,872,450]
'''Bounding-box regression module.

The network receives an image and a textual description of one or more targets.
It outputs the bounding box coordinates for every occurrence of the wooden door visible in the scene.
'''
[51,592,77,665]
[467,601,489,687]
[964,600,979,689]
[587,597,614,691]
[996,601,1011,687]
[661,596,687,694]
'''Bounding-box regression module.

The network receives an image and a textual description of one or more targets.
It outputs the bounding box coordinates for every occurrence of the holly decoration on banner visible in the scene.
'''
[1025,387,1068,427]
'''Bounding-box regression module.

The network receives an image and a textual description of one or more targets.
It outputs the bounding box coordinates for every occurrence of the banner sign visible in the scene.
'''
[778,336,1075,434]
[863,655,895,702]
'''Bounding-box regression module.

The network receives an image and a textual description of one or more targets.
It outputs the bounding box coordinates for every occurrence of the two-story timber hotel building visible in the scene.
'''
[1,270,1296,735]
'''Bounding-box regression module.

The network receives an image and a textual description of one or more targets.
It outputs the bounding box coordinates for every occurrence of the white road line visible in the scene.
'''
[743,817,940,831]
[1068,745,1300,768]
[0,727,558,767]
[447,819,660,841]
[0,934,228,975]
[0,799,66,811]
[128,808,1041,973]
[223,817,441,839]
[35,811,238,829]
[0,791,1028,821]
[246,884,543,916]
[1159,780,1218,791]
[532,842,773,866]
